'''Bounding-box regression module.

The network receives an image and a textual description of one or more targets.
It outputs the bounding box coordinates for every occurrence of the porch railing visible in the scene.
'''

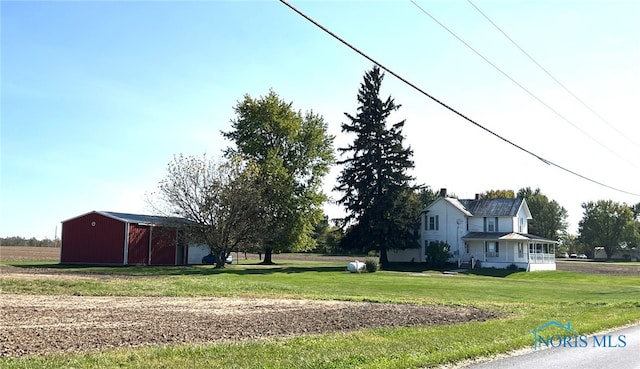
[529,253,555,264]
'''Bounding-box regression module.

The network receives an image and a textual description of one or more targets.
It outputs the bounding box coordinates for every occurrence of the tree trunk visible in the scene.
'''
[261,247,274,265]
[379,247,389,269]
[215,250,226,268]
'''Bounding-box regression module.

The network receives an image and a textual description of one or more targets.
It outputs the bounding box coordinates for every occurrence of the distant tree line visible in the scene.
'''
[480,188,640,260]
[1,236,59,247]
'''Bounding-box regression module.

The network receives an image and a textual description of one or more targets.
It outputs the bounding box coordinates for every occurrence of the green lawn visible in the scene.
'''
[1,260,639,369]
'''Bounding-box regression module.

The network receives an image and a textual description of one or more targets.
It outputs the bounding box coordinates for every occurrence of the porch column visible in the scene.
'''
[483,241,487,262]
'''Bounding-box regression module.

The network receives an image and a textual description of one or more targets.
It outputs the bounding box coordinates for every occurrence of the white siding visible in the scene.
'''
[516,206,529,234]
[529,263,556,271]
[387,248,421,263]
[467,217,484,233]
[422,198,469,262]
[498,217,514,232]
[187,244,210,264]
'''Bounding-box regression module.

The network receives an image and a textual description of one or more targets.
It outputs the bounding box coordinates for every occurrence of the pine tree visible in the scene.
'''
[335,66,417,267]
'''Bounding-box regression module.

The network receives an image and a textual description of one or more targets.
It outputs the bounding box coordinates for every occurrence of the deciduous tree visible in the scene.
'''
[155,154,265,268]
[481,189,515,199]
[517,187,568,240]
[311,216,344,254]
[222,91,334,264]
[578,200,639,260]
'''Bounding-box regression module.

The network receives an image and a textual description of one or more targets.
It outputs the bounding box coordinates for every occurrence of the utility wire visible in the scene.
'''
[467,0,640,149]
[409,0,638,170]
[278,0,640,197]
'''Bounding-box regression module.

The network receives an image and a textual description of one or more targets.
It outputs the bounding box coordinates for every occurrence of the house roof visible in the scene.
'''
[444,198,473,216]
[424,197,473,216]
[458,198,525,217]
[62,211,195,226]
[462,232,558,243]
[425,197,532,219]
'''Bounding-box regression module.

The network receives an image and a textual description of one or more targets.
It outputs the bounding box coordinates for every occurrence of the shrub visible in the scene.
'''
[506,263,519,271]
[425,241,452,268]
[365,259,379,273]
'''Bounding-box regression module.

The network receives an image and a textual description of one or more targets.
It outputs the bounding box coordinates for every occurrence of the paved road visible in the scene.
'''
[464,324,640,369]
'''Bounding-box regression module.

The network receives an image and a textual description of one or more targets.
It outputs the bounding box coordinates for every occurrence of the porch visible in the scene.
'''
[459,232,557,271]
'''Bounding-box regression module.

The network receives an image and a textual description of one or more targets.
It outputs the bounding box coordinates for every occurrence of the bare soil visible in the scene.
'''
[0,294,494,358]
[0,246,60,262]
[0,247,495,357]
[556,260,640,275]
[2,248,635,357]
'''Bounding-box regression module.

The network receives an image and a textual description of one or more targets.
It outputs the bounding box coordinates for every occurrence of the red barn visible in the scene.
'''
[61,211,193,265]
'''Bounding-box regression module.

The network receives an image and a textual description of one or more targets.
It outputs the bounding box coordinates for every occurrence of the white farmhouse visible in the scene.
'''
[388,189,557,271]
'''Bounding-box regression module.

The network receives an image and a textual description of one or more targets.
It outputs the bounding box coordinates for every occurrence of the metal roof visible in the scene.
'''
[462,232,558,243]
[100,211,192,226]
[444,198,473,216]
[458,198,524,217]
[62,211,195,226]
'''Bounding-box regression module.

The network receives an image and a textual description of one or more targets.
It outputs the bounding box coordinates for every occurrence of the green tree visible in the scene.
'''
[335,66,417,268]
[481,189,515,199]
[311,216,344,254]
[578,200,639,260]
[222,91,334,264]
[156,154,265,268]
[631,203,640,220]
[517,187,568,240]
[418,186,441,208]
[558,232,577,254]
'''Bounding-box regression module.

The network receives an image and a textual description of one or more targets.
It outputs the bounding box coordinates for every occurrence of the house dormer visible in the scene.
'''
[457,197,532,234]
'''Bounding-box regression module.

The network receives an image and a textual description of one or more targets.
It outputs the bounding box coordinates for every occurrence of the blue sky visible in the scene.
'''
[2,0,639,239]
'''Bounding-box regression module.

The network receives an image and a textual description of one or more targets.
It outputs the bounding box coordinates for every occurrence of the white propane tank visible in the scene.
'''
[347,260,365,273]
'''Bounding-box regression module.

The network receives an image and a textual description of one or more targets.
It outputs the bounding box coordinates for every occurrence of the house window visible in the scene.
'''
[428,215,439,231]
[464,242,469,254]
[485,217,498,232]
[518,242,524,258]
[519,217,525,233]
[485,242,499,257]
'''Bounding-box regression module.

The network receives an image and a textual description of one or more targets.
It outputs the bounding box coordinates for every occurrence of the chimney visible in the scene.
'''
[439,188,447,198]
[475,193,482,200]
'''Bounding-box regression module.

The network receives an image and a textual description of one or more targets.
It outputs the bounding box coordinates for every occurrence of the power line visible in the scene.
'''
[409,0,638,170]
[278,0,640,197]
[467,0,640,149]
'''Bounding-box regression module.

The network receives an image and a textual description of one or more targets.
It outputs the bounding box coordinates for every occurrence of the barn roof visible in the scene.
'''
[101,211,193,226]
[62,211,195,227]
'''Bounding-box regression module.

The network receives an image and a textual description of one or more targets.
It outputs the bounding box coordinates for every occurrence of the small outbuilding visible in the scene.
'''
[61,211,199,265]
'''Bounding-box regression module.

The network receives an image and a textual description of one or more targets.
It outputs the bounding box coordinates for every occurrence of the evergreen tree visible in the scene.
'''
[335,66,416,268]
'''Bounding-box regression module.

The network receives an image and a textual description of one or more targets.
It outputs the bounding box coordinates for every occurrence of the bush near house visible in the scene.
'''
[365,258,379,272]
[425,241,451,267]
